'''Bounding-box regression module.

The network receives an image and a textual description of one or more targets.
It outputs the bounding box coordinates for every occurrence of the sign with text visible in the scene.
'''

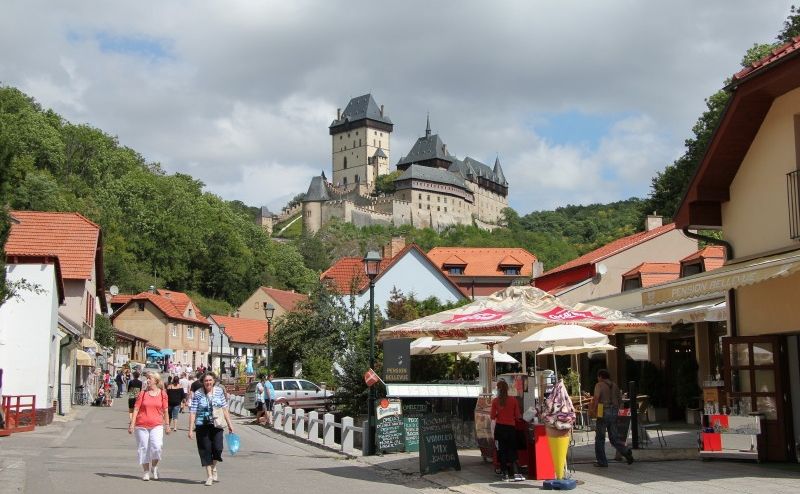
[382,338,411,382]
[419,415,461,475]
[401,400,431,453]
[376,400,405,453]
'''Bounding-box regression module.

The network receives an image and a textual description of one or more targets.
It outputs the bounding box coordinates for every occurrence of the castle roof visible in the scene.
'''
[397,133,452,167]
[373,147,388,159]
[303,175,331,202]
[493,156,508,186]
[330,94,392,129]
[396,164,468,189]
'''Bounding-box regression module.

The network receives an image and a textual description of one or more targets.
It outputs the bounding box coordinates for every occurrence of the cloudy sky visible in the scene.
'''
[1,1,793,214]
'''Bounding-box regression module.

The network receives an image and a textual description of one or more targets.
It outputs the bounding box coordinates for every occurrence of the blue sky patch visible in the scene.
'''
[67,30,173,61]
[533,110,633,149]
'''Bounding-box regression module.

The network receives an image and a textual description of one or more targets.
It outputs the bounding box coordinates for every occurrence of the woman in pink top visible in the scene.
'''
[129,373,170,481]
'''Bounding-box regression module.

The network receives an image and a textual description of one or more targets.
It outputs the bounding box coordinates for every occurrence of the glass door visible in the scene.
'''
[723,336,793,461]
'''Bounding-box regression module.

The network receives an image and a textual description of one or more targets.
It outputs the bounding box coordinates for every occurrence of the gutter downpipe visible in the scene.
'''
[681,227,738,337]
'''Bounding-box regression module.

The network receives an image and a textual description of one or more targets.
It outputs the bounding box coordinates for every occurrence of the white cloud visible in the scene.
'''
[0,0,792,213]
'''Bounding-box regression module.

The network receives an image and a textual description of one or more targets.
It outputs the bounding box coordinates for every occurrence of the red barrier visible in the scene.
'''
[1,395,37,435]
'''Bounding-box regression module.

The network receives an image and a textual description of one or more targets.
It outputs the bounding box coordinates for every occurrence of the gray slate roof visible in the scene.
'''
[260,206,273,218]
[397,134,453,167]
[396,164,468,189]
[373,147,388,159]
[493,156,507,185]
[330,94,392,128]
[303,175,331,202]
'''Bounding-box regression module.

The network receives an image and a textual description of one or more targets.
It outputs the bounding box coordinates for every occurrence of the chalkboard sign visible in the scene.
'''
[419,415,461,475]
[376,401,405,453]
[402,401,430,453]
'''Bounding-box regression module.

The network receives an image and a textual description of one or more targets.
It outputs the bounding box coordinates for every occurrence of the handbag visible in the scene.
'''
[208,387,226,429]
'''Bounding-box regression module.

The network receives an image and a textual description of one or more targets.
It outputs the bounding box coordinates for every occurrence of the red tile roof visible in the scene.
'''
[260,287,308,312]
[210,315,267,345]
[733,35,800,82]
[622,262,681,288]
[680,245,725,273]
[112,290,209,325]
[156,289,192,314]
[6,211,100,280]
[427,248,538,277]
[540,223,677,277]
[110,294,134,305]
[321,244,465,296]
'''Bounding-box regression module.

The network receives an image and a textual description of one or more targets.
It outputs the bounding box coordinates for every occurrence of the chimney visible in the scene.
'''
[532,261,544,278]
[645,212,663,231]
[382,236,406,259]
[149,285,156,294]
[337,108,341,120]
[380,104,384,116]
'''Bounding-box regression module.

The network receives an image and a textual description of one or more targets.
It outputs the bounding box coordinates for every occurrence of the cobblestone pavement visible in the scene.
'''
[2,402,799,494]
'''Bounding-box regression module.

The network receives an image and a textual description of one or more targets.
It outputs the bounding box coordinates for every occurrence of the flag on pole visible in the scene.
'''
[364,368,381,387]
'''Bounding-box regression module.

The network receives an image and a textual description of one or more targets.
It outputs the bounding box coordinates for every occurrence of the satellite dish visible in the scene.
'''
[595,263,608,276]
[109,285,119,296]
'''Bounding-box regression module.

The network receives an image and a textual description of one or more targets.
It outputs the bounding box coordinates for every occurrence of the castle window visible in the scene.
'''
[437,206,440,211]
[379,140,381,147]
[437,197,440,202]
[418,194,422,200]
[427,205,430,210]
[343,157,347,169]
[348,133,350,137]
[353,141,356,147]
[359,139,361,146]
[427,195,430,201]
[373,139,376,146]
[343,177,348,186]
[444,207,447,212]
[355,174,360,183]
[356,131,358,135]
[418,204,422,209]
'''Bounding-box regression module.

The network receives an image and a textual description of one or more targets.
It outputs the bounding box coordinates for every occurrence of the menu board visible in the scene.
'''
[376,400,405,453]
[419,415,461,475]
[401,400,430,453]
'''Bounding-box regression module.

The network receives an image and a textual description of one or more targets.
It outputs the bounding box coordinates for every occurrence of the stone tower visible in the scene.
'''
[329,94,393,191]
[301,172,331,234]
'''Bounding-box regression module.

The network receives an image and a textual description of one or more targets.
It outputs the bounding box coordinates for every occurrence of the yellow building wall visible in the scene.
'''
[722,86,800,258]
[237,288,297,322]
[735,271,800,336]
[332,125,390,187]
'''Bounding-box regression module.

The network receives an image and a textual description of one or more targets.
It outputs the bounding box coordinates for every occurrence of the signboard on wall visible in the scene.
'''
[383,338,411,382]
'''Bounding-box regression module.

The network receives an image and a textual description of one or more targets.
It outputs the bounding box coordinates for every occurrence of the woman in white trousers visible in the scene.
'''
[129,373,170,480]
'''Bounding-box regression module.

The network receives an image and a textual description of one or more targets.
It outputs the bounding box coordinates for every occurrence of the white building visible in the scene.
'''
[208,315,268,375]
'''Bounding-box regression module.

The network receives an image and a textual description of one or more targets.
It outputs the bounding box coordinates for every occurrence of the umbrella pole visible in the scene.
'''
[521,351,527,376]
[552,344,558,378]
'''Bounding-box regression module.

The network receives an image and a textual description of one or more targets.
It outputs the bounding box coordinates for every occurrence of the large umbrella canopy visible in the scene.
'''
[410,336,508,355]
[463,350,519,364]
[379,286,663,341]
[499,324,609,353]
[537,342,617,356]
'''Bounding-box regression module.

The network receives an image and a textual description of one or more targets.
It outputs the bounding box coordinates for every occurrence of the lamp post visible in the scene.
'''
[363,250,382,456]
[263,303,275,373]
[209,326,213,373]
[219,323,226,374]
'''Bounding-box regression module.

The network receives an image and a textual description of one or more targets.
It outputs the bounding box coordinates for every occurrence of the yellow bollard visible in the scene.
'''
[545,427,571,480]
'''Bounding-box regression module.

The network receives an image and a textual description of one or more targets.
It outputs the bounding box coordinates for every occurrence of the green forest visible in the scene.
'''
[1,8,798,314]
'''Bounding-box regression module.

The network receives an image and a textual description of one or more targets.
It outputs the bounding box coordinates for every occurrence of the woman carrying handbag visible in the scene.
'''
[188,373,234,486]
[128,373,170,481]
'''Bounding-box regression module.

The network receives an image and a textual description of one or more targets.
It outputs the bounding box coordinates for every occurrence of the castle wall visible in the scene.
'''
[302,201,323,234]
[468,181,508,225]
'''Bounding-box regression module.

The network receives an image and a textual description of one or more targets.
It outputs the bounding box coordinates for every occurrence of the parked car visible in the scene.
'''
[243,378,334,412]
[143,362,162,378]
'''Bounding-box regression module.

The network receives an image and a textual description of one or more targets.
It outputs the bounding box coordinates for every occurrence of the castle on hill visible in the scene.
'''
[300,94,509,233]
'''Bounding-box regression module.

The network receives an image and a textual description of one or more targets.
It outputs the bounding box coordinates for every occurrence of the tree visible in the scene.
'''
[94,315,116,348]
[372,171,401,196]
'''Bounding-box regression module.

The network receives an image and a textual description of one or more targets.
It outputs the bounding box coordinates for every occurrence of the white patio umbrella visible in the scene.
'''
[462,350,519,364]
[410,336,508,355]
[536,341,617,413]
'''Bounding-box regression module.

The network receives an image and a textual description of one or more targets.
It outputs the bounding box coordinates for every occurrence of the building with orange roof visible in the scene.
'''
[207,315,268,374]
[621,263,681,291]
[427,247,539,298]
[111,288,210,369]
[1,210,108,420]
[532,215,697,305]
[237,286,309,322]
[320,238,465,313]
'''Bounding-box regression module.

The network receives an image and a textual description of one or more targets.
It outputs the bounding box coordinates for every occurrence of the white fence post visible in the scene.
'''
[284,406,294,434]
[341,416,354,454]
[323,413,335,447]
[295,409,305,436]
[308,411,319,441]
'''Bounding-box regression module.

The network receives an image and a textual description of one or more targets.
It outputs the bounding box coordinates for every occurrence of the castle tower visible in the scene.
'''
[301,173,331,234]
[329,94,393,190]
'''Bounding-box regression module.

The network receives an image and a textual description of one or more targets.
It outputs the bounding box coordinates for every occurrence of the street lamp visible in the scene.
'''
[219,323,226,374]
[363,250,382,456]
[263,302,275,373]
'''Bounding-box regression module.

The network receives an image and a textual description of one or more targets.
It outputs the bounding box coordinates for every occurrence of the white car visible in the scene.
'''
[244,378,334,412]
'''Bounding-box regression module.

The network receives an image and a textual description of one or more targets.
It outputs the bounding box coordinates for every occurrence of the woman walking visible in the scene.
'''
[166,376,186,432]
[128,373,170,481]
[491,380,523,482]
[188,373,234,486]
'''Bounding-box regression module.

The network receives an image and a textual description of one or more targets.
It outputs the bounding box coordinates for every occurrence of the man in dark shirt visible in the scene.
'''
[127,371,143,421]
[190,370,204,395]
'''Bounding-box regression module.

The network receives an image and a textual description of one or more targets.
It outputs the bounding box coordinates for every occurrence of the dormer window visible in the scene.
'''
[503,268,521,276]
[622,276,642,291]
[449,267,464,275]
[681,262,703,277]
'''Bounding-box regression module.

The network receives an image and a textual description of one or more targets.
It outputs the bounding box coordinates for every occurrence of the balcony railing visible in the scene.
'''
[789,169,800,240]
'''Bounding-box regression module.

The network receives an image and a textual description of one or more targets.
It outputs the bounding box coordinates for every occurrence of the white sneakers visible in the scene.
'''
[205,477,213,486]
[142,471,150,481]
[152,467,159,480]
[211,467,218,482]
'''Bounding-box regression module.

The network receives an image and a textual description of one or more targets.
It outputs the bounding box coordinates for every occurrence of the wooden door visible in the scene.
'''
[723,335,794,461]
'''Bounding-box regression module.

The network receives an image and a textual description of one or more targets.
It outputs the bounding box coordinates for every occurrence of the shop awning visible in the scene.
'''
[81,338,99,350]
[76,350,93,366]
[641,248,800,308]
[641,298,727,324]
[385,383,482,398]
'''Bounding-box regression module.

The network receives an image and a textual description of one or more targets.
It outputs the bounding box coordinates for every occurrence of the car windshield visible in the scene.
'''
[300,380,318,391]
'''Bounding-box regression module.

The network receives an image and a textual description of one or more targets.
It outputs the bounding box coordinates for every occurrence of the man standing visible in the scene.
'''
[115,370,124,398]
[264,374,276,427]
[254,374,266,425]
[591,369,634,467]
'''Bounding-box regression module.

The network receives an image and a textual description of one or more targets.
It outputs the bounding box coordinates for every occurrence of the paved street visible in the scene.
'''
[0,401,437,494]
[2,402,800,494]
